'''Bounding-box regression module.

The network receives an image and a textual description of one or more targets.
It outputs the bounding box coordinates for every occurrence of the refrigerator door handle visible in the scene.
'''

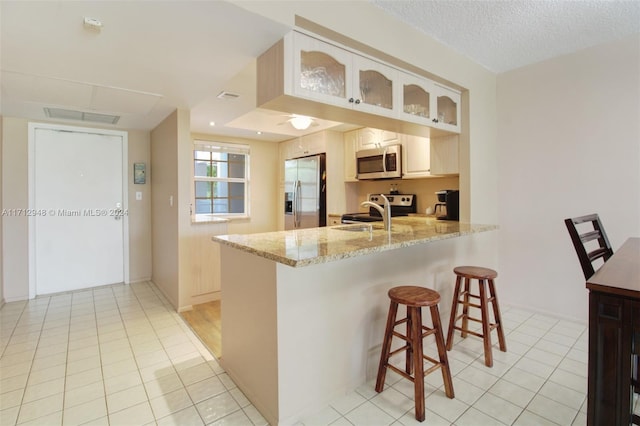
[292,181,297,228]
[294,180,301,228]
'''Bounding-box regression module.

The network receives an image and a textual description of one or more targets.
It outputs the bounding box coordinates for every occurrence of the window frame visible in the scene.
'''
[192,140,250,220]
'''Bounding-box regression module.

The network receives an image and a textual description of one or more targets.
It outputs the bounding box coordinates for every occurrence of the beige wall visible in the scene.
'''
[0,116,3,305]
[1,117,152,301]
[355,176,460,216]
[127,130,153,282]
[496,34,640,320]
[2,118,29,301]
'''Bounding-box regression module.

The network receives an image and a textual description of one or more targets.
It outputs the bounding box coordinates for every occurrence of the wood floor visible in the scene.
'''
[180,300,222,359]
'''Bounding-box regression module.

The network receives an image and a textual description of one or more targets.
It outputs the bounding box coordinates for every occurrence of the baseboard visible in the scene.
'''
[148,279,179,311]
[128,277,152,284]
[178,305,193,313]
[502,301,587,324]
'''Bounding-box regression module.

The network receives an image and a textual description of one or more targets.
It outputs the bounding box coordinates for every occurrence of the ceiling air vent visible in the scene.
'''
[44,107,120,124]
[216,91,240,100]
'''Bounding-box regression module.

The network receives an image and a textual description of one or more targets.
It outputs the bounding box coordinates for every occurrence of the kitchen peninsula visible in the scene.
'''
[213,216,497,425]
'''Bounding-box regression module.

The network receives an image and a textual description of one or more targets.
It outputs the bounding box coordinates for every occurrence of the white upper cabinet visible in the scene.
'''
[258,30,462,136]
[292,33,351,107]
[401,134,432,179]
[292,32,398,118]
[397,72,461,133]
[351,55,397,117]
[343,130,358,182]
[433,83,461,133]
[342,129,460,180]
[430,134,459,175]
[356,128,398,150]
[281,131,327,160]
[397,72,432,124]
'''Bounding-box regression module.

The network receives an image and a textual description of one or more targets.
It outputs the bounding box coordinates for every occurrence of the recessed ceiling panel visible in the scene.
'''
[91,85,163,115]
[1,71,93,107]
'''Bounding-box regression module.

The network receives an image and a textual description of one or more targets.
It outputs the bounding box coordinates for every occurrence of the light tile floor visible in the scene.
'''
[1,282,638,425]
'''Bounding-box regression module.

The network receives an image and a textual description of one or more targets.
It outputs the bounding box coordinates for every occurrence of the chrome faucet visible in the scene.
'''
[361,194,391,232]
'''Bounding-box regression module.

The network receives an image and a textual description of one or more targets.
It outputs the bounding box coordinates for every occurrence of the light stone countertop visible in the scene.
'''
[212,216,498,267]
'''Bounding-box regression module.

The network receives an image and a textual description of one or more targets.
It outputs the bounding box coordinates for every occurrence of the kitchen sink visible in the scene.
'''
[333,223,381,232]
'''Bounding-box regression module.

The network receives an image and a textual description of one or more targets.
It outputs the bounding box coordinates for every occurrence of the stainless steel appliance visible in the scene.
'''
[434,190,459,220]
[356,144,402,180]
[341,194,416,223]
[284,154,326,230]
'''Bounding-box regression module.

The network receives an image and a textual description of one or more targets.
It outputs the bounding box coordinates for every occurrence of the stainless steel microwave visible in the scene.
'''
[356,144,402,180]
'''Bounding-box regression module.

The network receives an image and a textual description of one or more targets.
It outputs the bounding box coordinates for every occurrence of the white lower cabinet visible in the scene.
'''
[328,214,342,226]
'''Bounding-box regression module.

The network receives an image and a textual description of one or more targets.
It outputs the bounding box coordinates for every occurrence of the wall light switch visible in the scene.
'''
[136,192,142,201]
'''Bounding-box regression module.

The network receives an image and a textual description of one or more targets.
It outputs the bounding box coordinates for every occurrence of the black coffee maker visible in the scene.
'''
[434,190,459,221]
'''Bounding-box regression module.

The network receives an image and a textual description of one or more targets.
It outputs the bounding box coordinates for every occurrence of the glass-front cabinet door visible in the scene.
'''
[288,31,460,132]
[398,72,432,124]
[292,32,397,117]
[433,83,461,133]
[292,32,351,107]
[352,55,397,116]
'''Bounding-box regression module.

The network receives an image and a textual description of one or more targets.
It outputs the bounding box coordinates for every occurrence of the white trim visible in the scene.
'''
[192,143,251,218]
[28,122,130,299]
[194,140,250,154]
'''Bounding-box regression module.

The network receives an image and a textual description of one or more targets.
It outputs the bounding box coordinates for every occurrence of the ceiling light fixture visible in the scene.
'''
[209,121,216,126]
[289,115,313,130]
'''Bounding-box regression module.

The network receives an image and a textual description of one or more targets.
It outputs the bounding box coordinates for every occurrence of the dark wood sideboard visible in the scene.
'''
[586,237,640,426]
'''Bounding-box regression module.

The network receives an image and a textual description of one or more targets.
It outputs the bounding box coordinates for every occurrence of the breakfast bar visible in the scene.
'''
[213,217,497,425]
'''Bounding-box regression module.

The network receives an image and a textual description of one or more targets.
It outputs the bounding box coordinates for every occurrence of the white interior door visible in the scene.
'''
[33,127,125,295]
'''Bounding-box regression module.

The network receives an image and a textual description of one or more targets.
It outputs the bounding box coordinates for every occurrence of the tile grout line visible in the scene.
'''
[13,294,54,425]
[448,306,537,426]
[508,316,588,426]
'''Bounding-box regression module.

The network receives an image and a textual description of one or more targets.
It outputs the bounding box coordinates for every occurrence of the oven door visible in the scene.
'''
[356,145,402,179]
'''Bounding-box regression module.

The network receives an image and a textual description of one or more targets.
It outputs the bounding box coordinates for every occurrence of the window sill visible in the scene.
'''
[191,215,231,224]
[192,214,251,224]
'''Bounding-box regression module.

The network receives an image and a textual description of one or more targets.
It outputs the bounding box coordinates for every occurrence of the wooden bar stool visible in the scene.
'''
[445,266,506,367]
[375,286,454,422]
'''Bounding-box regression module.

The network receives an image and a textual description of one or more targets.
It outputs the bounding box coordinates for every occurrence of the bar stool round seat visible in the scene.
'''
[454,266,497,280]
[446,266,506,367]
[375,286,454,422]
[389,285,441,306]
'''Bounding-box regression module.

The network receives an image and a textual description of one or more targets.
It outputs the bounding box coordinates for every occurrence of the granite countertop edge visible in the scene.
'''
[213,217,498,268]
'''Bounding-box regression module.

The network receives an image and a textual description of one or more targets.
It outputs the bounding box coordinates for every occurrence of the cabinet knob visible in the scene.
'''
[432,118,438,123]
[355,99,361,104]
[348,97,355,103]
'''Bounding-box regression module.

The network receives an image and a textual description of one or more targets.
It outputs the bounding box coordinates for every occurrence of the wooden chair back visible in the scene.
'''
[564,214,614,279]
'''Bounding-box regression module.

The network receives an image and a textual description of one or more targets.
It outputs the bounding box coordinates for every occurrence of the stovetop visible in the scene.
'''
[341,194,416,223]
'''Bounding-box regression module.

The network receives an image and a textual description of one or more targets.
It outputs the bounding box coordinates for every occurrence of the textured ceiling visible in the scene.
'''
[372,0,640,73]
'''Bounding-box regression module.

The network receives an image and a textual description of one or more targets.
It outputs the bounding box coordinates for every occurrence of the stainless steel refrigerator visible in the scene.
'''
[284,153,326,230]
